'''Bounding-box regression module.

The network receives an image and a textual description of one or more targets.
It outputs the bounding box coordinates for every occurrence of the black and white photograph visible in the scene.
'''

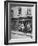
[4,1,37,45]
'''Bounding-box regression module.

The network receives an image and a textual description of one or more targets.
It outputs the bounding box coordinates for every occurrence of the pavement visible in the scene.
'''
[8,31,33,43]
